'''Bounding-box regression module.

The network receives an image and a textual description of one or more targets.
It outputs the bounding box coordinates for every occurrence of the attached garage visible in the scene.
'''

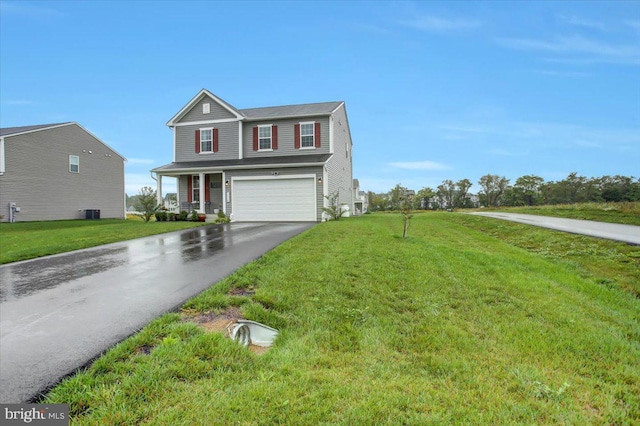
[231,176,317,221]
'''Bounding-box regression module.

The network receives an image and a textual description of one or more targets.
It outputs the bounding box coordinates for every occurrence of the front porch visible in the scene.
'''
[155,171,226,216]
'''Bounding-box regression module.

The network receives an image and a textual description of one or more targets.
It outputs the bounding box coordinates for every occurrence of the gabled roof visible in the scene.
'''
[167,89,345,126]
[239,101,344,120]
[0,122,126,161]
[0,122,72,137]
[166,89,244,126]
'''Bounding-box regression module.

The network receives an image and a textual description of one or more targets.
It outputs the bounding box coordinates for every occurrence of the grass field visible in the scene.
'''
[489,201,640,226]
[0,219,207,264]
[44,213,640,424]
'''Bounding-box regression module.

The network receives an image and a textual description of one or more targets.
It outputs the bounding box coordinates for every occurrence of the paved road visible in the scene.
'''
[468,212,640,245]
[0,222,313,403]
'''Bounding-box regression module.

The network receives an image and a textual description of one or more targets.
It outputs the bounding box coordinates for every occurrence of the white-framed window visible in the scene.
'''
[258,125,272,150]
[200,128,213,152]
[300,122,315,148]
[192,175,200,202]
[69,155,79,173]
[0,138,5,174]
[203,103,211,114]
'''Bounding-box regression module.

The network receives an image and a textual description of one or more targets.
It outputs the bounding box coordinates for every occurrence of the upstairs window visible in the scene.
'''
[196,128,218,153]
[300,123,315,148]
[295,122,320,149]
[258,125,272,150]
[69,155,79,173]
[200,129,213,152]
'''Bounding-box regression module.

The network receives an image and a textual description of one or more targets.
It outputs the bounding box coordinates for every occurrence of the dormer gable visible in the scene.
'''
[166,89,244,127]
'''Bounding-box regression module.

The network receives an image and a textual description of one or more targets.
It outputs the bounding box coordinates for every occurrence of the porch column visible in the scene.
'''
[156,174,163,206]
[199,172,205,213]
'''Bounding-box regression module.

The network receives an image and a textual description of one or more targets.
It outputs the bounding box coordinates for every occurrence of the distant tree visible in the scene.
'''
[436,180,455,210]
[389,184,408,210]
[367,191,388,211]
[137,186,160,222]
[514,175,544,206]
[414,187,436,209]
[454,179,473,208]
[478,174,510,207]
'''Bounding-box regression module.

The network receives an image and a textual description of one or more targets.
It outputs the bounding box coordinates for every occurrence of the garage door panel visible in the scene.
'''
[233,178,316,221]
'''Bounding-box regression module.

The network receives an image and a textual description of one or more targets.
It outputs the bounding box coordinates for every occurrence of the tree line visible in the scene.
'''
[367,173,640,211]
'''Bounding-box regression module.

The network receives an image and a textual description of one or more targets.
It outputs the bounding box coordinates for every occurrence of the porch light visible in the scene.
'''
[317,176,322,183]
[225,179,230,187]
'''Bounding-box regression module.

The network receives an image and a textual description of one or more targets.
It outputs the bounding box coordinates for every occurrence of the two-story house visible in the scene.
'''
[0,122,126,222]
[151,89,354,222]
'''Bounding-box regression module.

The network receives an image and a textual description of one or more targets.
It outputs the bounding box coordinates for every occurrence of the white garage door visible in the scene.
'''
[232,177,316,221]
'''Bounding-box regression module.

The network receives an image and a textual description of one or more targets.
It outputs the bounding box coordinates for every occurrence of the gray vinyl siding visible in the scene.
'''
[224,166,324,221]
[242,117,330,159]
[177,95,237,123]
[175,121,239,162]
[0,124,125,222]
[326,104,354,212]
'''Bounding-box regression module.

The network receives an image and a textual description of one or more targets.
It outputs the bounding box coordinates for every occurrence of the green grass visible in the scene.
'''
[0,219,208,264]
[488,201,640,226]
[44,214,640,424]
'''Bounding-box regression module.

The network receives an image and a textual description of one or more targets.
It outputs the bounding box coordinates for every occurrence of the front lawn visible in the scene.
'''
[44,214,640,424]
[0,219,207,264]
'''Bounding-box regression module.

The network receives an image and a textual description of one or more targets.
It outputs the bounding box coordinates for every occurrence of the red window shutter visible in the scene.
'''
[253,127,258,151]
[205,175,211,202]
[294,124,300,149]
[195,130,201,153]
[187,176,193,202]
[315,122,321,148]
[272,125,278,150]
[213,128,219,152]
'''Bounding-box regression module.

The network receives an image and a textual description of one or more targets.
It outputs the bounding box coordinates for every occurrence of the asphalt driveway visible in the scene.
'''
[468,212,640,245]
[0,222,313,403]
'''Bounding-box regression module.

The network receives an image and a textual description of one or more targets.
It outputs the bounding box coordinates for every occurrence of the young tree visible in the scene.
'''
[137,186,160,222]
[322,191,346,220]
[400,190,414,239]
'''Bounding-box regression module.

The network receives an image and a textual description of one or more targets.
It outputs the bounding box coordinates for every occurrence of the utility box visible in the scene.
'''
[85,209,101,219]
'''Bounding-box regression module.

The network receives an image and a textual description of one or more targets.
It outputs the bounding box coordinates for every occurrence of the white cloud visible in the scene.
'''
[389,160,450,170]
[497,35,640,65]
[127,158,155,165]
[2,99,37,106]
[557,15,607,31]
[358,177,443,193]
[535,69,591,77]
[399,16,481,33]
[0,2,64,18]
[625,20,640,32]
[489,149,529,157]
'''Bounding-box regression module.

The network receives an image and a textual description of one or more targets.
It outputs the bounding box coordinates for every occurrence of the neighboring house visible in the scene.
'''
[0,122,126,222]
[353,179,368,215]
[163,193,178,211]
[152,89,354,222]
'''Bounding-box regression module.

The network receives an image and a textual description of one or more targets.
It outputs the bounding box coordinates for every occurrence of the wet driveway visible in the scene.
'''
[0,222,314,403]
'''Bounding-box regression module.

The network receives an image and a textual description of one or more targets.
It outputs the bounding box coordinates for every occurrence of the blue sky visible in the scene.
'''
[1,1,638,195]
